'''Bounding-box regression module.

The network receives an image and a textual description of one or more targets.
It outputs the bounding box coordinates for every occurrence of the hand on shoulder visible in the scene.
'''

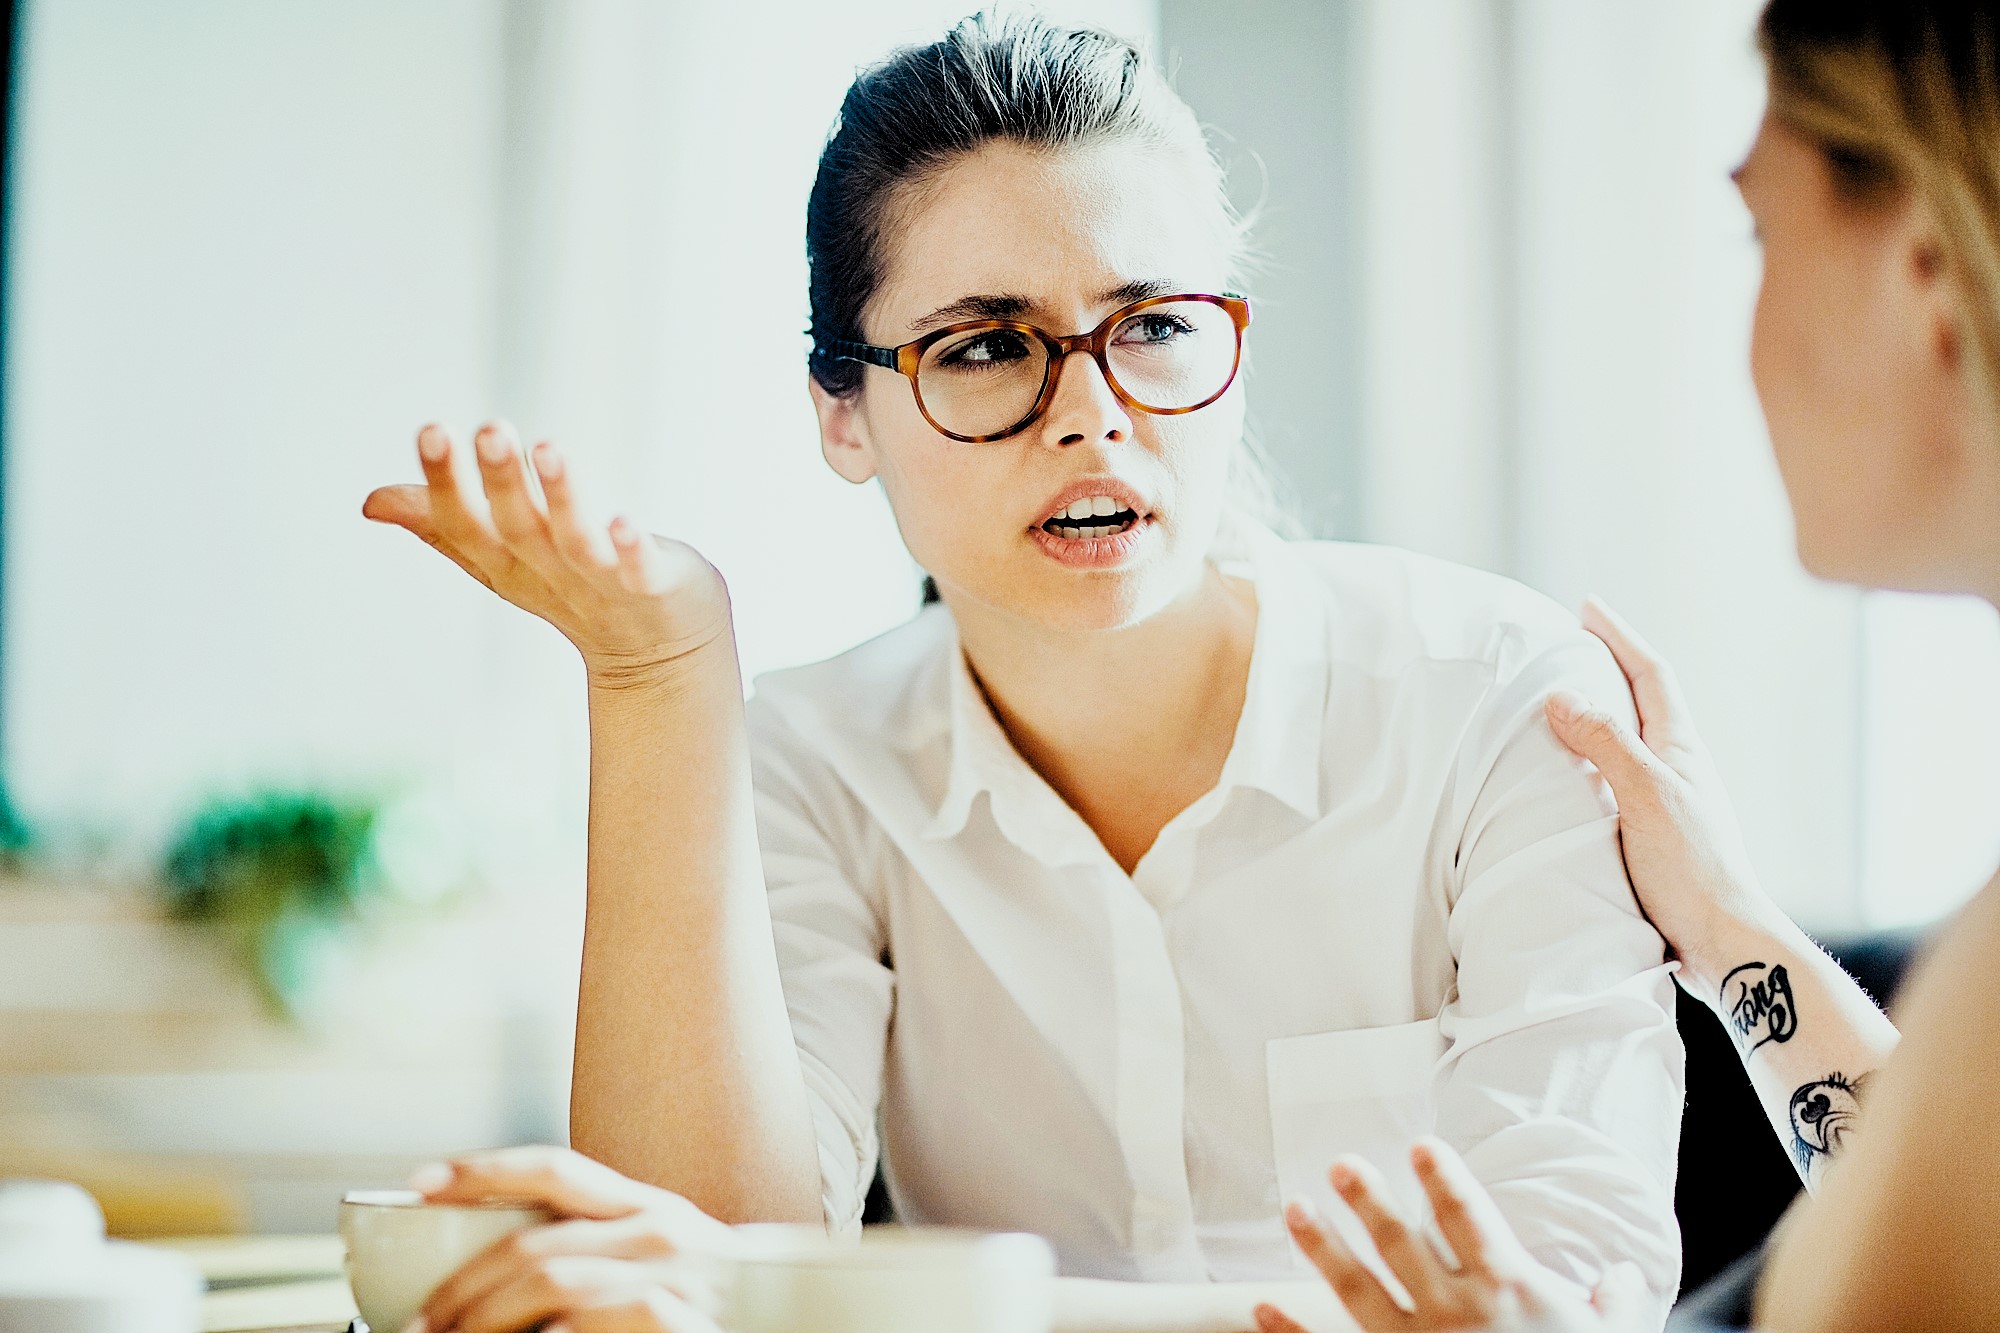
[1544,597,1790,995]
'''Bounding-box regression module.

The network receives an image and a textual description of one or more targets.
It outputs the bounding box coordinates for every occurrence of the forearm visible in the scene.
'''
[1690,915,1899,1191]
[569,629,821,1223]
[1052,1278,1346,1333]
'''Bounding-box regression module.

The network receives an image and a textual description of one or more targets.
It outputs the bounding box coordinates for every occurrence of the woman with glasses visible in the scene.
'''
[362,13,1681,1332]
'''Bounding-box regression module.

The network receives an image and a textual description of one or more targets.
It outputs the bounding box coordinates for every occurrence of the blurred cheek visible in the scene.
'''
[1751,241,1942,585]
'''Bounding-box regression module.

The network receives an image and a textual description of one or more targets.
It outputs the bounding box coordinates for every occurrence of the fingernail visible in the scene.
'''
[407,1161,452,1194]
[399,1320,427,1333]
[1283,1197,1318,1227]
[1546,690,1586,722]
[417,427,445,462]
[475,428,506,463]
[534,444,563,479]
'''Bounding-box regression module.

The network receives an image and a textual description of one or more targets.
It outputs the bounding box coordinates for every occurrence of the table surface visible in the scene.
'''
[140,1235,353,1333]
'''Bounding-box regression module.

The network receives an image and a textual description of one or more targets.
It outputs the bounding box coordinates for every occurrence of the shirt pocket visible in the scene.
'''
[1265,1017,1446,1274]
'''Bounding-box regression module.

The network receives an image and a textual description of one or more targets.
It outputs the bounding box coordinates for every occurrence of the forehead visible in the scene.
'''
[867,138,1231,335]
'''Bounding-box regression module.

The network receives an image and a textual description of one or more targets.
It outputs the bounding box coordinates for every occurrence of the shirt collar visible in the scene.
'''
[920,522,1329,847]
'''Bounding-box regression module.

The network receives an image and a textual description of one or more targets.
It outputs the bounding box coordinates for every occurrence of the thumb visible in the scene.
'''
[413,1146,660,1220]
[1545,691,1660,799]
[1590,1261,1649,1319]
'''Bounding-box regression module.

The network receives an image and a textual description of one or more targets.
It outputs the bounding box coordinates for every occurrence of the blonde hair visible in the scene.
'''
[1759,3,2000,414]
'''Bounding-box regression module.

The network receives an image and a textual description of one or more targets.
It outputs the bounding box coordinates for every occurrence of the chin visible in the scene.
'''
[1794,521,1965,596]
[1023,575,1159,633]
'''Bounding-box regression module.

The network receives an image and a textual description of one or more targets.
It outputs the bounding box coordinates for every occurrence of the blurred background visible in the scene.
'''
[2,0,1996,1241]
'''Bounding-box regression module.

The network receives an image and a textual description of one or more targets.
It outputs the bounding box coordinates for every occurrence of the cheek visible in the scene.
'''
[863,401,1018,575]
[1750,241,1937,579]
[1154,390,1244,510]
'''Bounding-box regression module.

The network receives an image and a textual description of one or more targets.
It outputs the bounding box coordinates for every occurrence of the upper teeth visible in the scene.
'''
[1058,496,1123,521]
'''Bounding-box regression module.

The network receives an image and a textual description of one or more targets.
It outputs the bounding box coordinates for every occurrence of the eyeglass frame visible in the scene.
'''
[817,291,1253,443]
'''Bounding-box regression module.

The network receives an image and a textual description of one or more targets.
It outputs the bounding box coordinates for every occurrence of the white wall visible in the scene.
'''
[1158,0,1362,538]
[1498,1,1879,930]
[2,0,1152,895]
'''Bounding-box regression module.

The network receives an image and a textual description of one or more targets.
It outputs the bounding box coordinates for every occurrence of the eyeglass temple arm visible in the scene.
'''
[823,339,899,370]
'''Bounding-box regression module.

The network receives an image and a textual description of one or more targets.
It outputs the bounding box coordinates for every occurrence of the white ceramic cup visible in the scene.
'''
[0,1180,203,1333]
[725,1225,1055,1333]
[338,1189,554,1332]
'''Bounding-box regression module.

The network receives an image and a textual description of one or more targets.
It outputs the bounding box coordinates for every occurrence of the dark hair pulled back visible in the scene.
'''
[804,10,1233,396]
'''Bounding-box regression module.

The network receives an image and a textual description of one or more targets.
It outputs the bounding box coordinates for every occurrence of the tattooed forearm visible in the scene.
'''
[1721,960,1799,1054]
[1789,1072,1866,1176]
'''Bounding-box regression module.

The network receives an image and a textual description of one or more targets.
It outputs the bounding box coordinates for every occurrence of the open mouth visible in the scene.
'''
[1038,500,1143,542]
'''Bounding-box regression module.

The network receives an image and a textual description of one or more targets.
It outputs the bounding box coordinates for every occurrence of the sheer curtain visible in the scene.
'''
[1348,0,2000,933]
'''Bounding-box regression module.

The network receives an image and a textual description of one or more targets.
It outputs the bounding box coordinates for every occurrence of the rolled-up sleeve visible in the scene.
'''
[1437,625,1685,1317]
[746,699,896,1237]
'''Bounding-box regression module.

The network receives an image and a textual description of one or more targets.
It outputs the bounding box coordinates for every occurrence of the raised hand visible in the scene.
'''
[362,422,733,687]
[1253,1140,1648,1333]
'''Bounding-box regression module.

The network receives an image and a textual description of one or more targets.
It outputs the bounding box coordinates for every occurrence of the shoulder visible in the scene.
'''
[745,605,954,763]
[1278,539,1598,683]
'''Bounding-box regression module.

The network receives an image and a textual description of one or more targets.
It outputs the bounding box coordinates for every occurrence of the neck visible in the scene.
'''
[945,564,1259,830]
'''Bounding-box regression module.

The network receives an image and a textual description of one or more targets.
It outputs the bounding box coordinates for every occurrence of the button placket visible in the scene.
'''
[1107,855,1204,1277]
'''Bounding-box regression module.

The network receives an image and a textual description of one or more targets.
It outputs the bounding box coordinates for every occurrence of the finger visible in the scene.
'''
[361,483,432,531]
[608,517,678,598]
[474,421,562,562]
[414,423,501,542]
[448,1256,643,1333]
[1579,597,1696,750]
[1543,691,1669,801]
[1285,1198,1410,1330]
[360,481,524,595]
[1408,1138,1517,1277]
[534,441,618,571]
[412,1146,663,1220]
[1329,1158,1450,1309]
[1252,1302,1315,1333]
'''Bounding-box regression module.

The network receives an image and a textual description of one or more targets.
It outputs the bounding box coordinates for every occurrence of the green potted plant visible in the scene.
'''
[159,791,390,1021]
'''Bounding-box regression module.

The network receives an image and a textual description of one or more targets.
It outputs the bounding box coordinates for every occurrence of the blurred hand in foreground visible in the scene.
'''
[1253,1139,1649,1333]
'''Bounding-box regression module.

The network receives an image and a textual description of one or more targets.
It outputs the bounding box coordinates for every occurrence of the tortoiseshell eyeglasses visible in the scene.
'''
[818,292,1252,443]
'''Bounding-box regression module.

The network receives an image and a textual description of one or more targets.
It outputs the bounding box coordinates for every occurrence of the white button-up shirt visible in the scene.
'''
[744,525,1683,1300]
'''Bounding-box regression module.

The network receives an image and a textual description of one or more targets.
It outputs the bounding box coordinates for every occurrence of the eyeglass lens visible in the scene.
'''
[914,299,1239,438]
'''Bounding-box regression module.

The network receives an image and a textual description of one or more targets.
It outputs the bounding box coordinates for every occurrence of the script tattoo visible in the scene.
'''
[1720,961,1798,1054]
[1789,1072,1866,1174]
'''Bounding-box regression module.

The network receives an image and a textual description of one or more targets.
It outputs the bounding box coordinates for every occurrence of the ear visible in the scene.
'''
[809,373,878,485]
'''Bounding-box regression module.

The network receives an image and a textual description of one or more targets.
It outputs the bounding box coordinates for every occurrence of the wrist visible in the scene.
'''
[582,619,736,696]
[1683,907,1811,1013]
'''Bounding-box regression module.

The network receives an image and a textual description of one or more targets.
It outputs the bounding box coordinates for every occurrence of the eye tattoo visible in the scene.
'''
[1789,1071,1866,1175]
[1720,960,1799,1054]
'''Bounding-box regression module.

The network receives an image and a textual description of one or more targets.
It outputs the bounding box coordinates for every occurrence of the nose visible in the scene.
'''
[1035,350,1131,449]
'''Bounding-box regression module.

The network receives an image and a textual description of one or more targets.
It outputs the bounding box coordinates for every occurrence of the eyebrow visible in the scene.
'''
[907,278,1185,333]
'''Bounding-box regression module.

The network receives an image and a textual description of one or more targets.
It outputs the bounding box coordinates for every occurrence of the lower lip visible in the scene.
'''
[1028,516,1155,569]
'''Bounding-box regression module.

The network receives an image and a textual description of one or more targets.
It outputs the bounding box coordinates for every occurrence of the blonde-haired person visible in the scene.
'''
[1257,2,2000,1330]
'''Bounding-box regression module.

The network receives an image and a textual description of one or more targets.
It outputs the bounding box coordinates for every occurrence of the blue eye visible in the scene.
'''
[1117,312,1196,345]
